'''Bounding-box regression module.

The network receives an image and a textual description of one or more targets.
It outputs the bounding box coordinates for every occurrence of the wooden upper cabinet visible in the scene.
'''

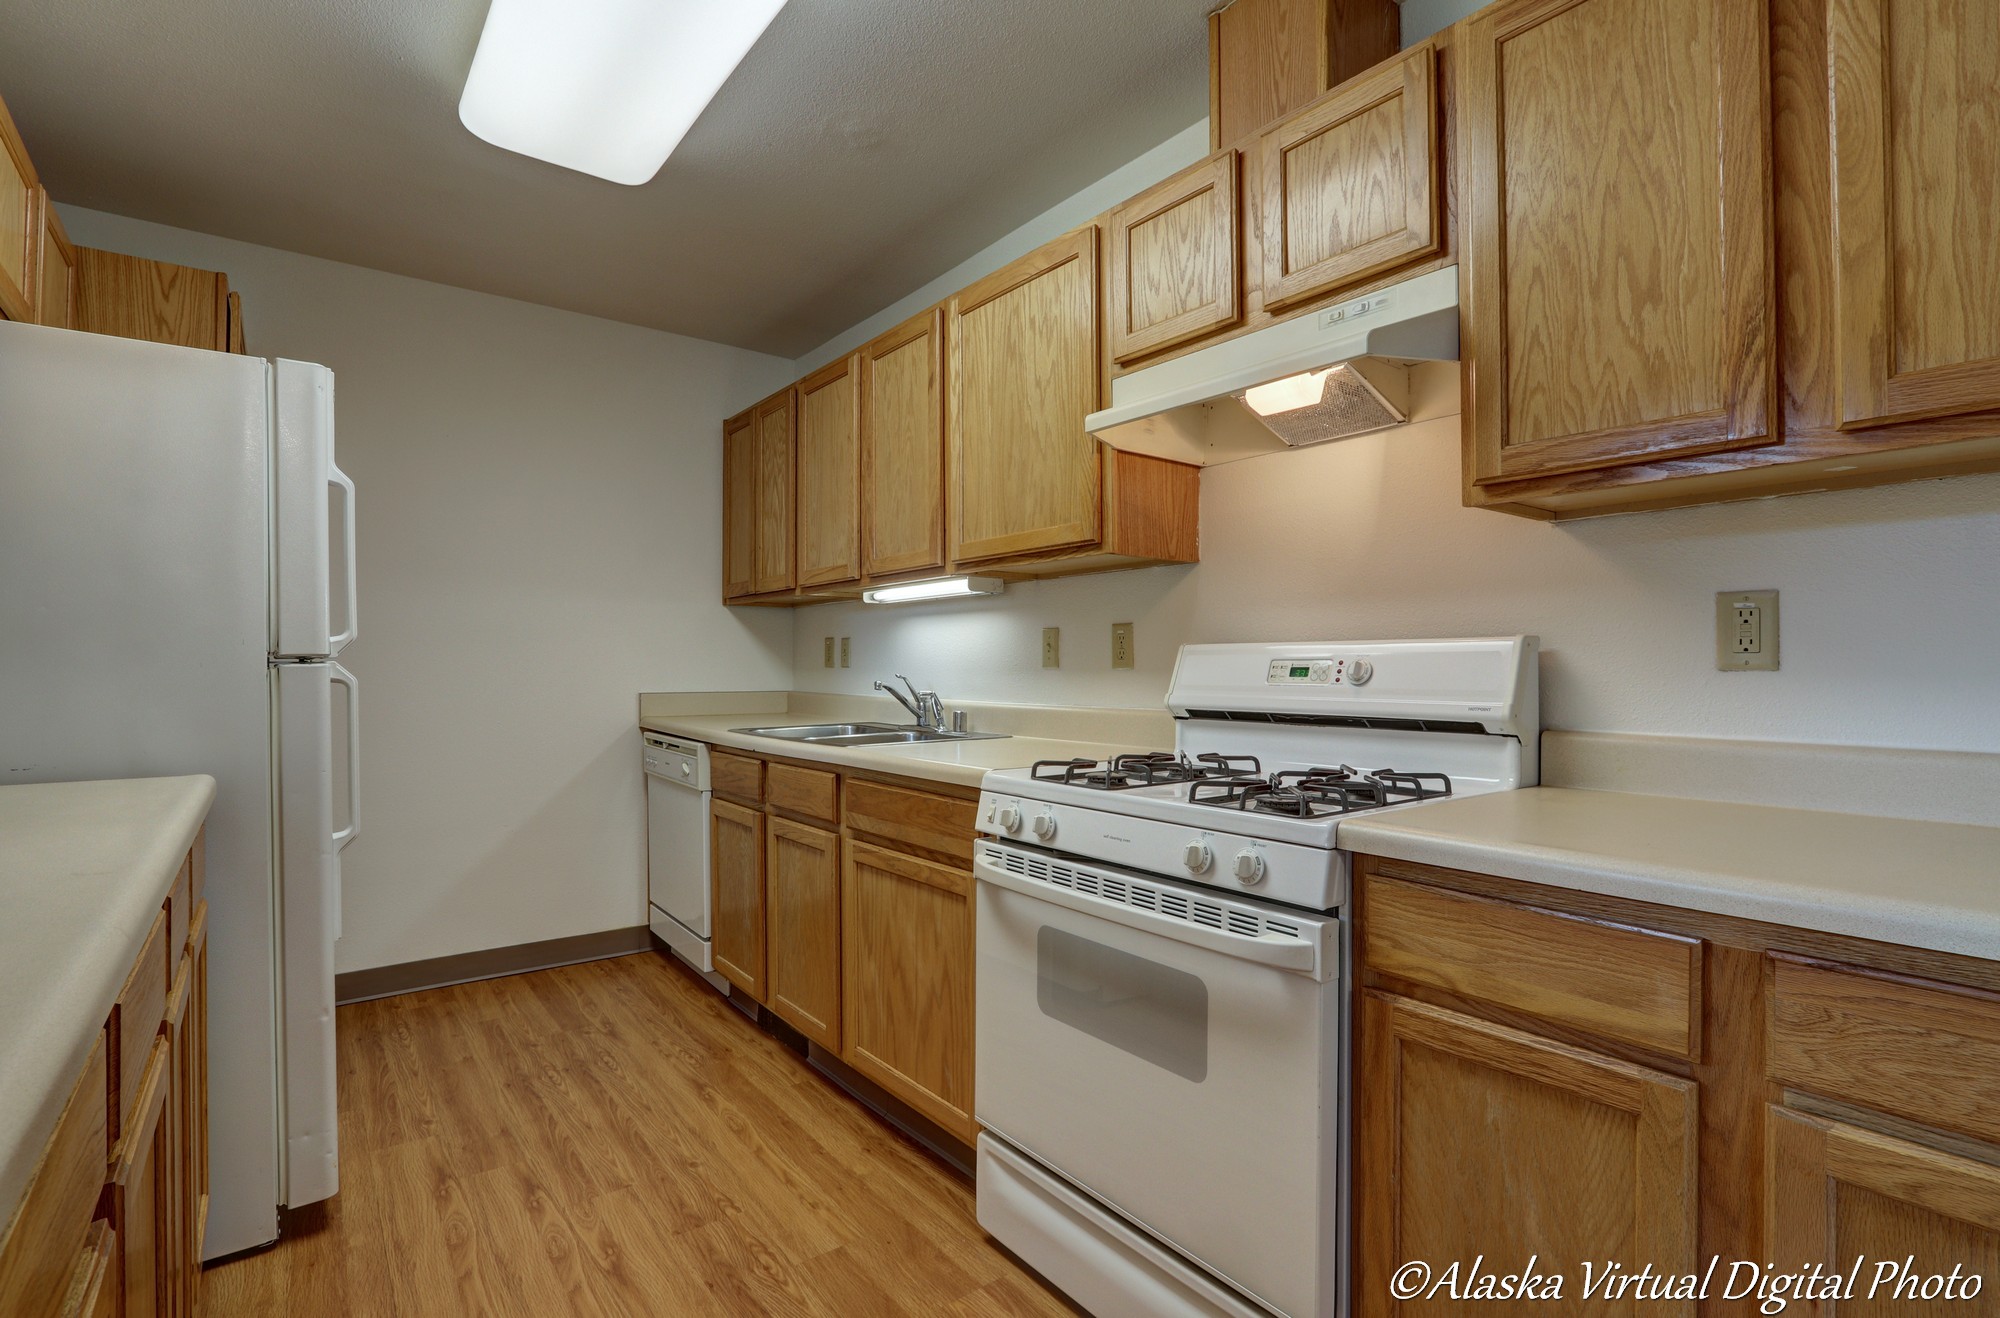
[1459,0,1776,486]
[36,197,76,330]
[1208,0,1400,150]
[859,308,947,580]
[1257,44,1439,312]
[1358,993,1700,1312]
[1827,0,2000,430]
[721,409,757,600]
[75,248,231,351]
[0,94,36,323]
[794,355,862,588]
[1106,153,1241,364]
[750,388,796,596]
[948,227,1102,565]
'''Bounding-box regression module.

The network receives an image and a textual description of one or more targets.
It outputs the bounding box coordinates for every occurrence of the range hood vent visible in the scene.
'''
[1087,265,1460,467]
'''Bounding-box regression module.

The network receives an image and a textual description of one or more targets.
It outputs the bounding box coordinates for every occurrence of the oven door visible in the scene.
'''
[974,840,1343,1318]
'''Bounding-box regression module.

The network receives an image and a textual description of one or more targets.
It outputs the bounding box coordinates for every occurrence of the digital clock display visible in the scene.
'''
[1289,665,1311,678]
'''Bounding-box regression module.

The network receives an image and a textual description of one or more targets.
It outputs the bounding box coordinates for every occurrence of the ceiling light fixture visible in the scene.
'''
[458,0,789,185]
[861,576,1006,605]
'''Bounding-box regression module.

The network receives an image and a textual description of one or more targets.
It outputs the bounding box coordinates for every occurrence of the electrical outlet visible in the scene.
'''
[1111,622,1135,670]
[1716,590,1779,670]
[839,637,851,668]
[1042,627,1061,668]
[823,637,835,668]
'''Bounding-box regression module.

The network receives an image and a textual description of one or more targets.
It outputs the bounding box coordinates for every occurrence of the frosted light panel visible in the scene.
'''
[862,576,1006,604]
[459,0,789,185]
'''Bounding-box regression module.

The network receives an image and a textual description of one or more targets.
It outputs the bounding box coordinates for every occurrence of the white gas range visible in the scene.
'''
[972,638,1539,1318]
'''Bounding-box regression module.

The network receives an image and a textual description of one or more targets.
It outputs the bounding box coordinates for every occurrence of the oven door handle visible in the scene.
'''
[975,855,1332,979]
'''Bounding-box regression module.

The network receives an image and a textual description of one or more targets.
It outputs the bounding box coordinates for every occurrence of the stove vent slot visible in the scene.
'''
[978,845,1318,951]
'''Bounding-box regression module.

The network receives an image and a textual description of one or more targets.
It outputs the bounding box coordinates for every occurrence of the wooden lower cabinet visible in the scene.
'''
[1357,992,1699,1314]
[1768,1110,2000,1308]
[765,816,841,1049]
[840,841,976,1141]
[709,797,767,1001]
[113,1039,172,1318]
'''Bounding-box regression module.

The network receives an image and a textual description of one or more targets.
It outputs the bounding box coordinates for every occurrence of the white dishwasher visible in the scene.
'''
[643,731,726,991]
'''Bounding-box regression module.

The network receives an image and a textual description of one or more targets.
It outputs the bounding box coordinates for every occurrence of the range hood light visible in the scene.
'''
[861,576,1006,605]
[459,0,789,185]
[1243,370,1331,416]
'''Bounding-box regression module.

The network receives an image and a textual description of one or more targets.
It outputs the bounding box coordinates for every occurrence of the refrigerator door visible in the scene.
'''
[273,359,357,659]
[0,322,283,1257]
[275,660,357,1210]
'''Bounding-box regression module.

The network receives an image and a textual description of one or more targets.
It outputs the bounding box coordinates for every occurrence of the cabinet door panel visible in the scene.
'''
[721,411,757,600]
[114,1039,172,1318]
[841,841,975,1139]
[0,101,31,323]
[1829,0,2000,428]
[1461,0,1775,484]
[948,229,1102,564]
[766,817,841,1050]
[796,356,861,587]
[860,309,947,579]
[1358,993,1699,1314]
[38,199,76,330]
[709,798,767,1001]
[750,391,795,595]
[1768,1109,2000,1312]
[1259,45,1437,310]
[1108,153,1241,363]
[74,248,229,351]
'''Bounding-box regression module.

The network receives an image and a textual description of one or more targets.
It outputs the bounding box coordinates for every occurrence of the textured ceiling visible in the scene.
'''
[0,0,1215,356]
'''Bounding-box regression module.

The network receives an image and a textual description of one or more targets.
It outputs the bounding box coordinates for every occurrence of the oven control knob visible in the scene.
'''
[1347,659,1374,686]
[1233,850,1268,884]
[996,805,1022,834]
[1030,811,1058,841]
[1182,841,1212,873]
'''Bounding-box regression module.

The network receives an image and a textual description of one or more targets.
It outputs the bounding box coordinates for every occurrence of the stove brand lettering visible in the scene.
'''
[1386,1256,1985,1310]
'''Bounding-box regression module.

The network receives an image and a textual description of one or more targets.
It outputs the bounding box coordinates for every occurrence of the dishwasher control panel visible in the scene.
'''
[642,731,709,789]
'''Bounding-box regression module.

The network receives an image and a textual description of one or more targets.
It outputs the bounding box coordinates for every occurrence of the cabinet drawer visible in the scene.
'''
[0,1033,108,1318]
[709,751,764,804]
[1362,874,1703,1059]
[766,762,838,824]
[114,910,169,1139]
[1769,956,2000,1146]
[843,780,977,866]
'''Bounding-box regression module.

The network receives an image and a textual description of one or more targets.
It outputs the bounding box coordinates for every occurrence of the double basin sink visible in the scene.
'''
[731,722,1008,748]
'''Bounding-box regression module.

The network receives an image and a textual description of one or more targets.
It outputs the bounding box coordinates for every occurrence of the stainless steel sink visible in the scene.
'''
[731,722,1006,745]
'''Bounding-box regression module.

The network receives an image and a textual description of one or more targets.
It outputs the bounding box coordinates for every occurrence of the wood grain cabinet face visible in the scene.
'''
[1768,1109,2000,1305]
[840,841,976,1140]
[1459,0,1776,485]
[1358,993,1700,1314]
[709,797,767,1002]
[114,1040,173,1318]
[1827,0,2000,430]
[795,356,862,587]
[37,199,76,330]
[751,390,796,596]
[74,248,231,351]
[0,98,33,324]
[859,309,947,580]
[721,410,757,600]
[1257,44,1438,312]
[1107,153,1241,364]
[948,228,1103,565]
[765,816,842,1050]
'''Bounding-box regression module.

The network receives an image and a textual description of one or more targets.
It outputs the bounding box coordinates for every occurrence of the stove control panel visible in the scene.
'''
[1264,657,1371,685]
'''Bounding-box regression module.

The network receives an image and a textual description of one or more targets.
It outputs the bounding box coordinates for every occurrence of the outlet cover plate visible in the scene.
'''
[1111,622,1135,670]
[1716,590,1779,670]
[823,637,836,668]
[839,637,851,668]
[1042,627,1060,668]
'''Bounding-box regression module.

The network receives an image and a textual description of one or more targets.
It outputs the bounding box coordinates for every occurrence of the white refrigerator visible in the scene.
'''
[0,319,358,1259]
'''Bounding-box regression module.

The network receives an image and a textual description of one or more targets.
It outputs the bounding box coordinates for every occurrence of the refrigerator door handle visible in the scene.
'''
[328,464,358,654]
[329,661,360,851]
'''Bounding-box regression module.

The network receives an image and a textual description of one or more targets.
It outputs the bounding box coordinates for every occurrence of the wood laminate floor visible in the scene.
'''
[202,951,1076,1316]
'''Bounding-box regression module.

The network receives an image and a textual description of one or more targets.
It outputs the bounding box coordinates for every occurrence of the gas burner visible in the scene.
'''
[1030,752,1263,791]
[1187,766,1453,818]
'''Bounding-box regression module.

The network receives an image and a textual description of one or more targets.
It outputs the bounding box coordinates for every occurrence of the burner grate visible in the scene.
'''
[1031,751,1263,791]
[1186,765,1453,818]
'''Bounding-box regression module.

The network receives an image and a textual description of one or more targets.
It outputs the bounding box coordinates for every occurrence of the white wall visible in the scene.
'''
[60,207,795,974]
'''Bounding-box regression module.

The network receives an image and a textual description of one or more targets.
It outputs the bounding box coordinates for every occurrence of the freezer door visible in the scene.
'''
[273,359,357,659]
[276,661,358,1209]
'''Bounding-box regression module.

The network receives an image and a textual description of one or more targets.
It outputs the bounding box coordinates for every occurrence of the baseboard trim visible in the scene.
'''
[334,926,654,1004]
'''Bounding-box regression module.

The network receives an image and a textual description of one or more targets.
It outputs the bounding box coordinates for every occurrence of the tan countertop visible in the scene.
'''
[638,710,1168,789]
[0,775,215,1231]
[1340,786,2000,963]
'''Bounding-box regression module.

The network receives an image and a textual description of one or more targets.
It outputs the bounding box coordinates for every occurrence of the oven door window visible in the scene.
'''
[1036,926,1208,1082]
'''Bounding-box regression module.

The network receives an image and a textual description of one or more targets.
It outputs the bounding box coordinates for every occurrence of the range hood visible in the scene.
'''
[1087,265,1460,467]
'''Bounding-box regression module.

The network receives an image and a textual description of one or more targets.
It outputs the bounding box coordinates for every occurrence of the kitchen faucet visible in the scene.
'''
[876,674,948,732]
